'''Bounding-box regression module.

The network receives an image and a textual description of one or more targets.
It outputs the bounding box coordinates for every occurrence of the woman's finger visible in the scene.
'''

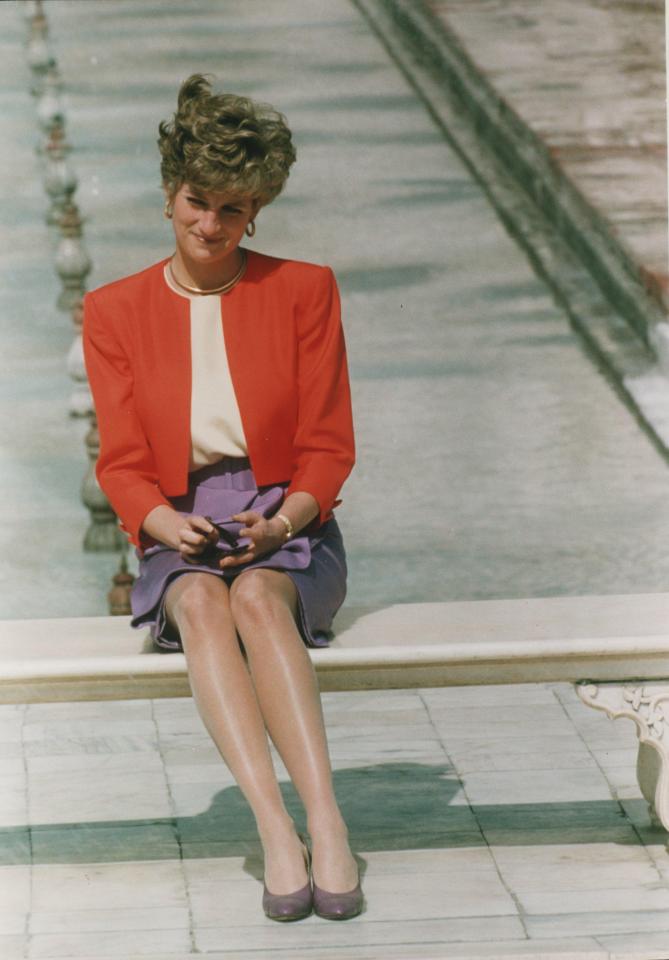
[179,539,207,554]
[237,526,258,540]
[187,515,217,535]
[179,528,209,547]
[218,549,254,568]
[232,511,262,526]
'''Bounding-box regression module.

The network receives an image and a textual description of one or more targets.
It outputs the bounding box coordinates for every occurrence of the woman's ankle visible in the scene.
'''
[307,809,350,843]
[256,811,299,848]
[257,814,310,893]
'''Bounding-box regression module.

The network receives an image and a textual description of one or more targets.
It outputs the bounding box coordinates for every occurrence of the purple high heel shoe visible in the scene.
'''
[262,835,313,922]
[313,868,364,921]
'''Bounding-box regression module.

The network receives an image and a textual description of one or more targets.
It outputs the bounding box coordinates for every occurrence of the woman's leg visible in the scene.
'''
[164,572,308,894]
[229,568,359,892]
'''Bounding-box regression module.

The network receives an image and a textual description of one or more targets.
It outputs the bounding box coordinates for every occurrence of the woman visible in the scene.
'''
[83,74,361,922]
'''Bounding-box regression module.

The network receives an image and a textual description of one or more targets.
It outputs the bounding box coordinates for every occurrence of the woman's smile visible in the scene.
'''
[167,183,258,286]
[193,233,226,246]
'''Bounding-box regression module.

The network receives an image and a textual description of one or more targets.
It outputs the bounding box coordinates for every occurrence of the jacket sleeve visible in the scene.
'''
[286,266,355,525]
[82,291,172,548]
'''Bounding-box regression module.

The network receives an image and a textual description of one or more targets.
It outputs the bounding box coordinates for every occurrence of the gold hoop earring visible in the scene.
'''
[164,202,173,219]
[245,220,256,238]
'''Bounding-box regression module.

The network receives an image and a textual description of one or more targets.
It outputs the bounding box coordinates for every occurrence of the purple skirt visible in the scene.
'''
[129,457,347,652]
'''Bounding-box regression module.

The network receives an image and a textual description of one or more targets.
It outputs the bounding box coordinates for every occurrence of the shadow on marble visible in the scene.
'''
[27,822,182,866]
[0,829,29,866]
[0,761,659,874]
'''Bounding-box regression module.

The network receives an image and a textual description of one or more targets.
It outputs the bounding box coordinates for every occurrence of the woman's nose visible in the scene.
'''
[199,210,221,236]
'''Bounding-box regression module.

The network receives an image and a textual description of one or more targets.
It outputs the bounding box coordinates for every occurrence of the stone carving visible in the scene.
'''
[44,132,77,225]
[55,201,92,311]
[67,297,93,417]
[108,543,136,616]
[36,63,64,136]
[577,681,669,830]
[82,415,125,551]
[25,3,54,97]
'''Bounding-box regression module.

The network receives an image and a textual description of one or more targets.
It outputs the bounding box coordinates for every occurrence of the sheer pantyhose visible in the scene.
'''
[164,569,358,894]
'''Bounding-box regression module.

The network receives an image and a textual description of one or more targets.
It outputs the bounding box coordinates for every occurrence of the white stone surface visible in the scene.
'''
[29,927,193,957]
[0,784,28,828]
[461,768,614,805]
[28,768,173,825]
[526,910,669,939]
[519,886,669,916]
[31,861,188,912]
[3,682,667,957]
[0,866,30,913]
[0,935,27,960]
[5,592,669,701]
[30,905,191,934]
[596,931,669,959]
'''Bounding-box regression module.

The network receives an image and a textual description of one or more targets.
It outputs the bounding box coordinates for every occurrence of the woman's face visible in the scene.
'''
[169,183,258,269]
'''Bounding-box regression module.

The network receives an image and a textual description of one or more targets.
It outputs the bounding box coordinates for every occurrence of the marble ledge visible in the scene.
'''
[5,594,669,700]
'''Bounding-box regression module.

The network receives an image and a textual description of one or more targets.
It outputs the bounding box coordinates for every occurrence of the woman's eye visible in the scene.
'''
[185,197,242,215]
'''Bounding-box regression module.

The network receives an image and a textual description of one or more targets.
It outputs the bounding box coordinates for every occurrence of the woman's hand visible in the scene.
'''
[217,510,286,569]
[142,493,318,566]
[173,514,219,562]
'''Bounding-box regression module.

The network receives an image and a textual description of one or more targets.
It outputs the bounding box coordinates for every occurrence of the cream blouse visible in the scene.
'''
[163,264,248,471]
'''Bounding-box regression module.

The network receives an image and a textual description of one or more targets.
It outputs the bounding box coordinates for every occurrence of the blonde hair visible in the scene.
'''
[158,74,296,205]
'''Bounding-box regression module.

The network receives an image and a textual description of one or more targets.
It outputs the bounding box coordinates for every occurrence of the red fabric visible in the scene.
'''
[82,251,355,550]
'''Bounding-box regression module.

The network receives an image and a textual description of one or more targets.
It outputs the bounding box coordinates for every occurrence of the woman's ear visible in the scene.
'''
[163,186,175,219]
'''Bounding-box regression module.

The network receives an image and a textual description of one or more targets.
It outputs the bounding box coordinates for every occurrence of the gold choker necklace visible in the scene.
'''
[169,250,247,295]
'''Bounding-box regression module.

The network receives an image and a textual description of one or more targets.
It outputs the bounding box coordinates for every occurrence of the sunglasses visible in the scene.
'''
[203,515,248,556]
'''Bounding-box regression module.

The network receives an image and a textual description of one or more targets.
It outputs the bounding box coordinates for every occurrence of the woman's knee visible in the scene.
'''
[165,572,231,632]
[229,569,297,630]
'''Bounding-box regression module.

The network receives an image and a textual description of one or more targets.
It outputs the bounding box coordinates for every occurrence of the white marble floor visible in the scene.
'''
[2,682,669,960]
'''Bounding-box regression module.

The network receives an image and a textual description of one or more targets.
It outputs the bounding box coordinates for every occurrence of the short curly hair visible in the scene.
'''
[158,74,296,206]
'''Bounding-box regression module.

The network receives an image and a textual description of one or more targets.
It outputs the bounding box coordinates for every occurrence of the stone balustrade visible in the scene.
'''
[19,0,121,561]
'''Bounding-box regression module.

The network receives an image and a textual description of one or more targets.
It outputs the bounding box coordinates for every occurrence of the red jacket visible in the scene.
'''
[82,251,355,550]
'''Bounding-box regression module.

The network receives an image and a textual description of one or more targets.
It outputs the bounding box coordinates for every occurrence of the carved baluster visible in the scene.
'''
[577,681,669,830]
[82,414,125,551]
[35,61,70,161]
[22,1,116,582]
[25,3,53,97]
[108,542,136,616]
[25,6,71,158]
[36,62,64,134]
[67,297,93,417]
[55,201,92,311]
[22,1,43,23]
[44,127,77,225]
